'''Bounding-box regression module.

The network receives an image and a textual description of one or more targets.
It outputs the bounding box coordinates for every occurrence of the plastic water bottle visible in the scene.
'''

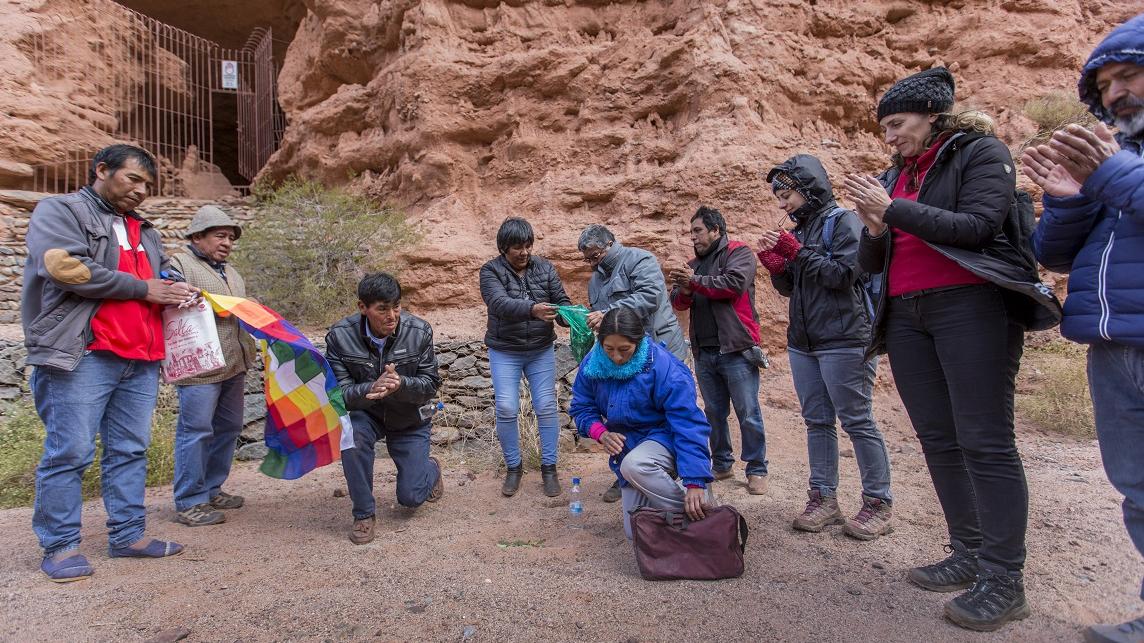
[569,477,584,528]
[419,401,445,422]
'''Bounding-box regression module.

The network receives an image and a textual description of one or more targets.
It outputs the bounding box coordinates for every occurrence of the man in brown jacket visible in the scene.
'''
[169,205,257,526]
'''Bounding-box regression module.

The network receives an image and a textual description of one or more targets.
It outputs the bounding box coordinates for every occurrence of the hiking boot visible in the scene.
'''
[176,503,225,527]
[943,572,1031,632]
[713,468,735,481]
[209,490,244,509]
[1084,616,1144,643]
[541,464,561,497]
[907,542,979,592]
[843,495,894,541]
[602,480,622,503]
[502,465,523,497]
[427,457,444,503]
[349,516,375,545]
[792,489,844,532]
[746,474,769,495]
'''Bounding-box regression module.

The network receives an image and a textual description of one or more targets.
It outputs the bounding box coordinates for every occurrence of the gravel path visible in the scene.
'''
[0,362,1138,642]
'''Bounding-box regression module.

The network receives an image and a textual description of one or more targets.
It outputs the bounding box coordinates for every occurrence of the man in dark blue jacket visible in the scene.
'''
[1023,14,1144,643]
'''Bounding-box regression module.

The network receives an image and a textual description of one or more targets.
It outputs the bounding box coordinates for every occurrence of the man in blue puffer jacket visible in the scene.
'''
[1023,14,1144,643]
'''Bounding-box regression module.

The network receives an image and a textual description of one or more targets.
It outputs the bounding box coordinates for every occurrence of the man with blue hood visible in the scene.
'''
[758,154,895,542]
[1023,13,1144,643]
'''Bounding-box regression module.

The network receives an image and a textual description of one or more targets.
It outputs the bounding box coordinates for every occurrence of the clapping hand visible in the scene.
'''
[842,174,892,236]
[365,363,402,400]
[1021,145,1083,198]
[1046,122,1119,186]
[666,265,694,292]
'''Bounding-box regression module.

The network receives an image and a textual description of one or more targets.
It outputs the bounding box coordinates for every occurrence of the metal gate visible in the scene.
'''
[23,0,283,196]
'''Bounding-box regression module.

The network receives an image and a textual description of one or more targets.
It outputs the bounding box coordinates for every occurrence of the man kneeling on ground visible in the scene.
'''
[325,273,444,544]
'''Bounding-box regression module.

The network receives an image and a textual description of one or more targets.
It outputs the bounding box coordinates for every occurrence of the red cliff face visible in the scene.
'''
[3,0,1137,341]
[260,0,1134,330]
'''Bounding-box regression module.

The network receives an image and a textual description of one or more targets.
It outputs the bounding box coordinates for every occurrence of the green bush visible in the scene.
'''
[1016,340,1095,439]
[235,180,417,328]
[1023,92,1097,145]
[0,391,178,509]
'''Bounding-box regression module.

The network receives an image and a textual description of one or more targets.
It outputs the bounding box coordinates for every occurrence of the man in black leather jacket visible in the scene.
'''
[325,273,443,545]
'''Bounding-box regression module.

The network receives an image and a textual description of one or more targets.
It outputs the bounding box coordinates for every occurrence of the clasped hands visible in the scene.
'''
[666,265,694,294]
[1022,122,1119,198]
[365,363,402,400]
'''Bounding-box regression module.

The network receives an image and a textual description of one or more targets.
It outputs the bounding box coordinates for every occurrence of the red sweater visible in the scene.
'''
[87,216,164,360]
[886,137,986,297]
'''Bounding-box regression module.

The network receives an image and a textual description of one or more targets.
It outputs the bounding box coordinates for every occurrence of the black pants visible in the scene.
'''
[885,284,1027,573]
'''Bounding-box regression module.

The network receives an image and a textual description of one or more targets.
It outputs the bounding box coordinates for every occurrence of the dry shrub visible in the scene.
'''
[438,388,548,473]
[1016,339,1094,438]
[1023,92,1097,145]
[236,180,417,328]
[0,389,179,509]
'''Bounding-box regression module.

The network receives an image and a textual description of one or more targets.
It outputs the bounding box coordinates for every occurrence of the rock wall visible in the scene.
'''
[0,336,581,448]
[0,191,257,323]
[261,0,1139,326]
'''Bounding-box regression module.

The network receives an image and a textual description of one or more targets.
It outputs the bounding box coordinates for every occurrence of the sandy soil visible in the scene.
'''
[0,354,1139,642]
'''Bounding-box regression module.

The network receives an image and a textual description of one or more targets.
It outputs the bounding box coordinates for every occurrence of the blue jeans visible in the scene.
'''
[1088,342,1144,600]
[31,352,160,557]
[488,346,559,467]
[342,411,439,519]
[173,373,245,511]
[788,347,892,503]
[695,348,768,476]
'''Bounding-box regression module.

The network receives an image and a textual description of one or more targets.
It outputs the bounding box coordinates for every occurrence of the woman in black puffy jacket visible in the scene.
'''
[479,217,571,499]
[845,67,1057,633]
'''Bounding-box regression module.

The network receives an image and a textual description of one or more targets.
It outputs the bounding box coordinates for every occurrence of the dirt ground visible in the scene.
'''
[0,319,1141,642]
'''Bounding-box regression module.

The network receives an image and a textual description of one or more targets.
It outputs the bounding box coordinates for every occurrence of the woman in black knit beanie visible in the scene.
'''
[843,67,1060,633]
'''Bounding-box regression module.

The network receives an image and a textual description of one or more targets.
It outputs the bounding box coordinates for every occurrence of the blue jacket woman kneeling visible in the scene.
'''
[570,307,714,538]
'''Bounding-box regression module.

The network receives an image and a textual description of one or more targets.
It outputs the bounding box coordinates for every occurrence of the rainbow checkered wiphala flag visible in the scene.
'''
[203,292,354,480]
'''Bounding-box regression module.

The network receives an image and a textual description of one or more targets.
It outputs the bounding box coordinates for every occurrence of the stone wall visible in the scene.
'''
[0,337,580,447]
[0,190,257,324]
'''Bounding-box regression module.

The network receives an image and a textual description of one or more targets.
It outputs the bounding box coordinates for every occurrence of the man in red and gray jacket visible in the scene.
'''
[669,206,770,495]
[22,144,197,582]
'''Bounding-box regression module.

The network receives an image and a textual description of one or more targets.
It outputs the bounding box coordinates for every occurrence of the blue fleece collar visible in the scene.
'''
[580,337,652,380]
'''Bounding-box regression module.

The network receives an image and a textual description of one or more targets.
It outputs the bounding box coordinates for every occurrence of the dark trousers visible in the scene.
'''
[342,410,439,519]
[885,284,1027,573]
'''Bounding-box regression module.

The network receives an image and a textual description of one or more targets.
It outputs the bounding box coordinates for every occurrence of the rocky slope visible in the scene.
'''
[262,0,1138,320]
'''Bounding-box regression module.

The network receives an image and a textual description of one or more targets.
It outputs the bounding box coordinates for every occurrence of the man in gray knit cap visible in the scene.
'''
[168,205,257,527]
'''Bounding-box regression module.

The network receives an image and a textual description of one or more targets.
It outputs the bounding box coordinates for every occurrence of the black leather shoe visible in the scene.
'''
[541,464,561,497]
[502,465,523,497]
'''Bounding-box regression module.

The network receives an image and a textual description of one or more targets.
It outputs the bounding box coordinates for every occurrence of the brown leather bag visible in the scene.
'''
[630,505,749,581]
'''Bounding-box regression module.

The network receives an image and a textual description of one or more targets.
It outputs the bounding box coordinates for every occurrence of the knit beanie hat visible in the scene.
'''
[877,67,956,121]
[768,170,818,223]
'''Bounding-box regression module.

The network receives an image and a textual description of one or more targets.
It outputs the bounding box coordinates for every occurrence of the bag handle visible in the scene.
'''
[736,512,749,553]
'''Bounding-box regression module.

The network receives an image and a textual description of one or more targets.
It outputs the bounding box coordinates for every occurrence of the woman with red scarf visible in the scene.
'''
[844,67,1059,633]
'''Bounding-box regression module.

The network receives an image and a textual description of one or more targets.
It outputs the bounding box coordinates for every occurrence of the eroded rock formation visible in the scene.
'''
[263,0,1137,326]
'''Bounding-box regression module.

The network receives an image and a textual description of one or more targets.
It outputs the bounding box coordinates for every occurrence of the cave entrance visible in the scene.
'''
[26,0,284,197]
